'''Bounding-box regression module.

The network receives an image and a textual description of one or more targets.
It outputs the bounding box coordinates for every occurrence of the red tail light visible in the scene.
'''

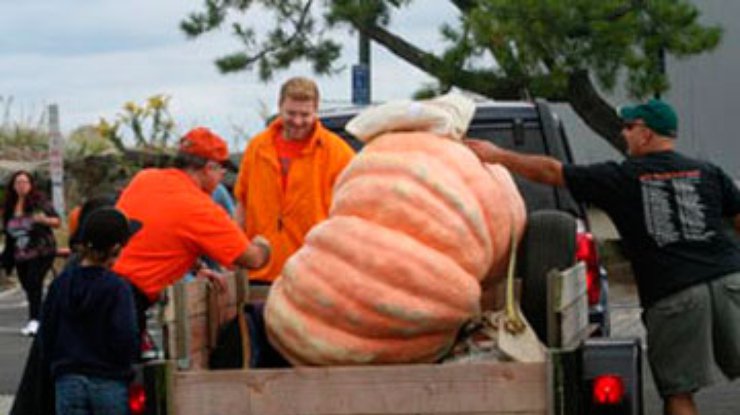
[576,232,601,305]
[129,382,147,415]
[592,374,625,405]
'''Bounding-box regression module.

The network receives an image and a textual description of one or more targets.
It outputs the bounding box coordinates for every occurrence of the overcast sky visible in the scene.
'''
[1,1,455,150]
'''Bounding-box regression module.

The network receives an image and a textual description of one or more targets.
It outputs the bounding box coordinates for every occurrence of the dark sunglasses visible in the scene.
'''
[622,121,646,131]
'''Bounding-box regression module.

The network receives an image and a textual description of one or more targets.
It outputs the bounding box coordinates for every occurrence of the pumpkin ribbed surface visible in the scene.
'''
[265,132,526,365]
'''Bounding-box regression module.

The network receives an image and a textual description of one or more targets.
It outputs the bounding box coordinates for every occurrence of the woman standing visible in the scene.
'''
[1,171,60,336]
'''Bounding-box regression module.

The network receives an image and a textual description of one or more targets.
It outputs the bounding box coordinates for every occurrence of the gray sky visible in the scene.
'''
[1,1,453,149]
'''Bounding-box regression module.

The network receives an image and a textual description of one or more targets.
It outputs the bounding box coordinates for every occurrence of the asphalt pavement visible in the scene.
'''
[0,284,30,412]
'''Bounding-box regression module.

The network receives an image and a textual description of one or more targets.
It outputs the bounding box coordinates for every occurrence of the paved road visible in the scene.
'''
[0,286,34,395]
[0,285,29,413]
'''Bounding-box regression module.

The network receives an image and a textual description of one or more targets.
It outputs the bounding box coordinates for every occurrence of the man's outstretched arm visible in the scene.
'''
[465,139,565,187]
[233,235,271,270]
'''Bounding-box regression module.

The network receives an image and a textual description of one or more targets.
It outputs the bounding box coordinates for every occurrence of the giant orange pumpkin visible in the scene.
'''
[265,132,526,365]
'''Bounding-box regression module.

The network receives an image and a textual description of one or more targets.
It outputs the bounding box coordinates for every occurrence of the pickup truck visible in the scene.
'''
[133,100,644,415]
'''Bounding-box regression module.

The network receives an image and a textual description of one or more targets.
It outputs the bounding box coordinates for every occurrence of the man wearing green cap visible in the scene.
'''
[466,99,740,415]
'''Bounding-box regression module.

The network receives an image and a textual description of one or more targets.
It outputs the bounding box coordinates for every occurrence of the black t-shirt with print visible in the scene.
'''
[563,151,740,307]
[4,200,58,262]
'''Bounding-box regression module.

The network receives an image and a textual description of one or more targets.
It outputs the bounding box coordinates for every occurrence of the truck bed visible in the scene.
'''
[147,266,596,415]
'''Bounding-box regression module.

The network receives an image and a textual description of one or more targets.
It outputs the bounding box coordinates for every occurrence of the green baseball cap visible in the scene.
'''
[619,99,678,138]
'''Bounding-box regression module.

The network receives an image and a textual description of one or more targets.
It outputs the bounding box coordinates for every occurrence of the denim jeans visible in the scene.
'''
[55,374,129,415]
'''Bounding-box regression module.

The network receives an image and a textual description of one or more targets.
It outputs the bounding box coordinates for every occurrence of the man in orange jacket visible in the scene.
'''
[234,77,355,283]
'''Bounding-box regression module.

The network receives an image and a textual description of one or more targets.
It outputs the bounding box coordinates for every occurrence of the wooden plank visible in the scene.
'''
[558,295,589,349]
[552,263,586,312]
[189,350,208,371]
[547,263,589,349]
[163,276,241,323]
[173,282,191,370]
[164,306,227,370]
[163,281,204,323]
[172,362,547,415]
[163,274,243,370]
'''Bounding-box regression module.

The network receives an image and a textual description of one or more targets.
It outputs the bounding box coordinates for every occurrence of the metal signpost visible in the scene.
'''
[48,104,65,219]
[352,63,370,106]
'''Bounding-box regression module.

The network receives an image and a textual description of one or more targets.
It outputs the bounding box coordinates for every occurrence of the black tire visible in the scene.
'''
[518,210,577,345]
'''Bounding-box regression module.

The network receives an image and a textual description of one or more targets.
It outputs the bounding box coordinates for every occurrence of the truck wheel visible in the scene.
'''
[518,210,576,345]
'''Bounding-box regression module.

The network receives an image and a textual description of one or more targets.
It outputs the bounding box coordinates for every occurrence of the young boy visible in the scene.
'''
[39,207,141,415]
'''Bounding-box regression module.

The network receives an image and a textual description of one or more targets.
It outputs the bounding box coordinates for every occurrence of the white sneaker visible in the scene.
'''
[21,320,39,336]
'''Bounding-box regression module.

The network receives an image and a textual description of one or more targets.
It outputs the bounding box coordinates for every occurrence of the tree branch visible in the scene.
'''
[606,0,645,21]
[358,22,523,98]
[449,0,476,14]
[566,71,626,153]
[218,0,314,72]
[359,22,572,102]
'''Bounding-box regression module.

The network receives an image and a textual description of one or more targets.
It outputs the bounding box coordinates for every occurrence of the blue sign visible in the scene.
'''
[352,64,370,105]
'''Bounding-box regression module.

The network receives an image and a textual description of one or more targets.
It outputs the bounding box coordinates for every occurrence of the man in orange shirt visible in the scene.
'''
[113,127,271,329]
[234,77,354,284]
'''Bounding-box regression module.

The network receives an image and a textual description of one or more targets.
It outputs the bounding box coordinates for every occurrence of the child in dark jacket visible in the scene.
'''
[39,207,141,415]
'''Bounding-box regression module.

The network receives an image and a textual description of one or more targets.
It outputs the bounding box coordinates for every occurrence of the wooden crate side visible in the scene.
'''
[546,263,590,349]
[162,276,240,323]
[179,314,207,369]
[162,274,243,370]
[172,362,547,415]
